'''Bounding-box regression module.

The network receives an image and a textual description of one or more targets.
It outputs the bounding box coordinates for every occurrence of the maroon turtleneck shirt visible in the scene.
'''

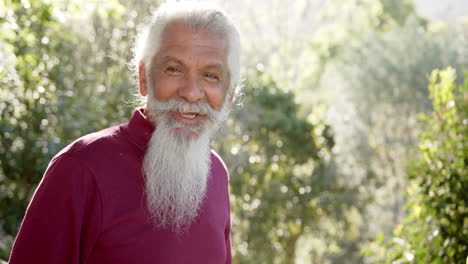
[9,109,232,264]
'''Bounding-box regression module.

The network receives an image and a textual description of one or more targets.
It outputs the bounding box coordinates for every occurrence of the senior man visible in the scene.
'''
[8,2,241,263]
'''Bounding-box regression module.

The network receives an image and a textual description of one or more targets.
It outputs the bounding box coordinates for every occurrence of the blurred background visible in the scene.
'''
[0,0,467,263]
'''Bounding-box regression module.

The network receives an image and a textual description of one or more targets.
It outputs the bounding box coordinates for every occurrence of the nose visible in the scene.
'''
[179,75,204,103]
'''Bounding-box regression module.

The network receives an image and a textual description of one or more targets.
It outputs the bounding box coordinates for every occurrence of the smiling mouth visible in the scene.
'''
[179,112,198,119]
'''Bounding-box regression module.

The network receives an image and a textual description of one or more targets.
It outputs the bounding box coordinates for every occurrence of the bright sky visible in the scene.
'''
[414,0,468,21]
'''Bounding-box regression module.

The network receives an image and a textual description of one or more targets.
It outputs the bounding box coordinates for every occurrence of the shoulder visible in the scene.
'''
[42,152,97,193]
[55,124,127,161]
[37,149,101,210]
[40,126,128,198]
[210,149,229,180]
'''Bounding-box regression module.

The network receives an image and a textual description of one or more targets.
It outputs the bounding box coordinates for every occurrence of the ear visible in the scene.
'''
[138,61,148,96]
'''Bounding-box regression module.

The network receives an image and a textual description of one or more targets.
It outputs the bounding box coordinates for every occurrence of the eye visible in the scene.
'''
[166,66,182,74]
[204,73,220,81]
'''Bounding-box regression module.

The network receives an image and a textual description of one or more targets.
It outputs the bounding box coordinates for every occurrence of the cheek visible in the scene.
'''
[152,78,178,101]
[206,86,228,111]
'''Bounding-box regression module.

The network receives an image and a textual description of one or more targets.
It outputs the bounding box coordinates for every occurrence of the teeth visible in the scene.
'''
[180,112,197,119]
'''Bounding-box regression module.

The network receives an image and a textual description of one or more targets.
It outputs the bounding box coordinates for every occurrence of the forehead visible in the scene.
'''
[157,21,229,66]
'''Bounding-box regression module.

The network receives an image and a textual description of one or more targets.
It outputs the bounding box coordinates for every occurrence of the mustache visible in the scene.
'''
[150,99,221,122]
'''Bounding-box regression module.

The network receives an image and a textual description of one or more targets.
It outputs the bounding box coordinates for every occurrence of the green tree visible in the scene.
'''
[368,68,468,263]
[1,2,345,263]
[215,70,359,263]
[0,0,152,258]
[314,17,468,261]
[0,1,82,258]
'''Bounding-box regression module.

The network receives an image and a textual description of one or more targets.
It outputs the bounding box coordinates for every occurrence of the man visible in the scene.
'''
[8,1,241,263]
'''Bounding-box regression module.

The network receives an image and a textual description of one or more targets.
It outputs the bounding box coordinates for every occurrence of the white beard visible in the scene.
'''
[142,95,229,233]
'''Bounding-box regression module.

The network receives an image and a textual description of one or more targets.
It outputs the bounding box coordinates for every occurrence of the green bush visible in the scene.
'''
[367,67,468,263]
[216,71,360,264]
[0,1,135,258]
[1,2,344,262]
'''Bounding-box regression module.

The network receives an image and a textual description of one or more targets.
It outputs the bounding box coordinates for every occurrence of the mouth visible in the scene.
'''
[172,111,206,124]
[179,112,198,119]
[170,111,206,139]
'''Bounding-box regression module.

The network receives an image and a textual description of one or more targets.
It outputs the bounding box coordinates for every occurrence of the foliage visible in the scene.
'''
[0,1,81,258]
[215,70,361,264]
[0,1,348,263]
[316,16,468,258]
[366,68,468,263]
[298,0,424,92]
[1,0,468,263]
[0,0,151,258]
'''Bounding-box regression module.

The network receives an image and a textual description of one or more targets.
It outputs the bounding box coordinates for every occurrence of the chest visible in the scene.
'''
[86,163,229,264]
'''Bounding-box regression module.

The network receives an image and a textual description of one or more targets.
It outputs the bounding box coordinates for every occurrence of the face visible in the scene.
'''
[139,21,230,129]
[140,23,231,232]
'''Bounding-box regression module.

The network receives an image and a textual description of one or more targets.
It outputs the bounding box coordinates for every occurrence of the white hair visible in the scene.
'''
[133,1,242,98]
[143,108,211,232]
[143,94,230,232]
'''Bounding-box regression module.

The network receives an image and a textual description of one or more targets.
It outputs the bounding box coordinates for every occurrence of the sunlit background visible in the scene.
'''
[1,0,467,263]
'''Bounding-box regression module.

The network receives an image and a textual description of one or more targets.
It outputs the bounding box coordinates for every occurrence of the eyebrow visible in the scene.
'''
[204,64,225,73]
[161,56,183,65]
[161,56,226,73]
